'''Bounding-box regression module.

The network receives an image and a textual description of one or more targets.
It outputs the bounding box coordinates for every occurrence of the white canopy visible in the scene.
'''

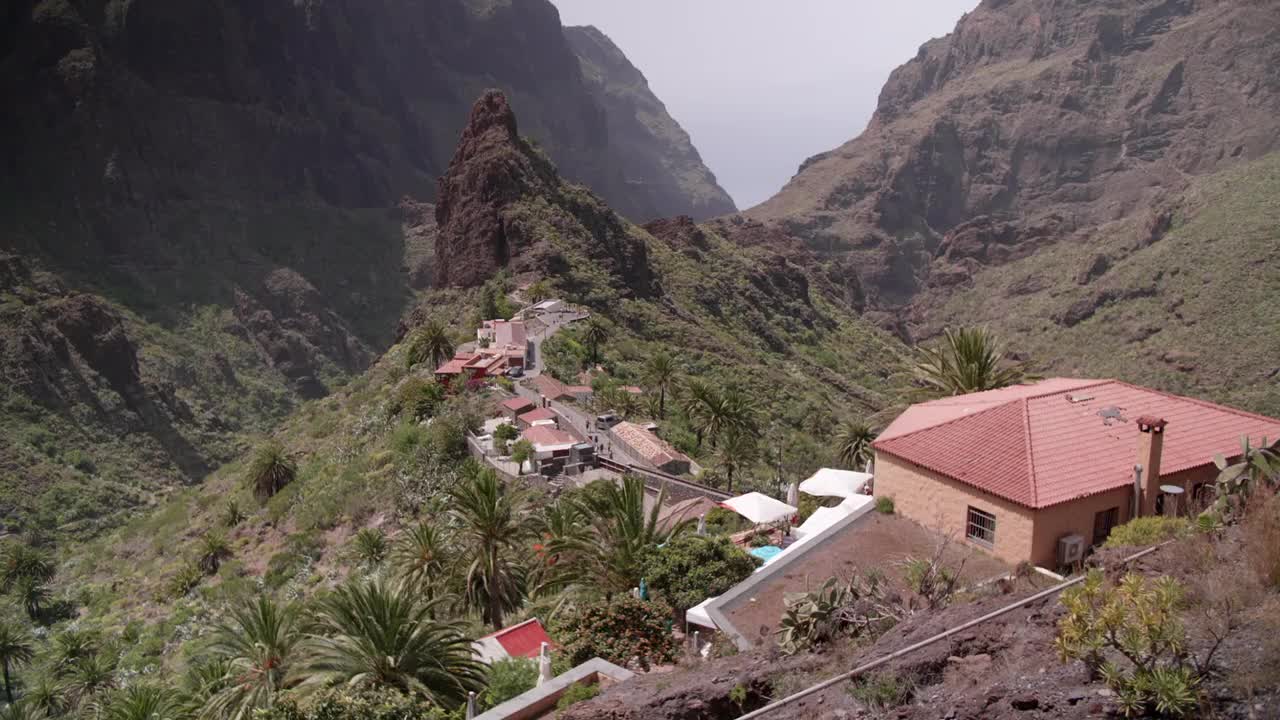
[685,596,719,629]
[793,505,849,541]
[800,468,872,498]
[720,492,797,525]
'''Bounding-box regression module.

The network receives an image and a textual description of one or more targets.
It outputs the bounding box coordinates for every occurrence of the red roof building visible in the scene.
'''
[517,407,559,428]
[472,618,553,664]
[873,379,1280,568]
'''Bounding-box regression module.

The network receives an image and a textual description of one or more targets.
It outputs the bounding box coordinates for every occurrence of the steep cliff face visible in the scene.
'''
[752,0,1280,308]
[564,25,737,221]
[747,0,1280,414]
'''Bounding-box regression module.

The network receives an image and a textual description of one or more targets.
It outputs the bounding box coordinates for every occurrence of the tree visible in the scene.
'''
[579,476,685,595]
[405,321,455,371]
[0,701,46,720]
[525,280,552,304]
[449,470,532,629]
[351,528,388,567]
[61,652,117,707]
[0,543,54,593]
[198,531,232,575]
[912,326,1031,397]
[204,597,302,718]
[643,353,679,419]
[299,578,485,707]
[683,381,757,452]
[246,441,296,503]
[0,620,35,703]
[640,535,760,614]
[509,439,535,474]
[15,575,49,621]
[581,319,609,365]
[100,685,186,720]
[835,422,877,470]
[713,430,757,493]
[680,378,719,450]
[552,596,679,671]
[391,523,451,601]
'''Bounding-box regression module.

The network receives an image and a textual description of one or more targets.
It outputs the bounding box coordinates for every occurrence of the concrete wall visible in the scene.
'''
[874,453,1036,565]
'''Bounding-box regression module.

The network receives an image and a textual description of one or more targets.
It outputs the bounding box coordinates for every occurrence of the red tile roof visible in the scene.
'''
[501,397,535,412]
[478,618,552,659]
[521,425,576,448]
[612,421,689,468]
[518,407,558,424]
[873,379,1280,509]
[528,375,571,400]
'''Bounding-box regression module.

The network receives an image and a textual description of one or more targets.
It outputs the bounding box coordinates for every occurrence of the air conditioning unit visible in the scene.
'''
[1058,534,1085,568]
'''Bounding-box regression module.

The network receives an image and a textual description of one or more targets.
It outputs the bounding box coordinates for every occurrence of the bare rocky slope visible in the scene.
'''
[0,0,733,536]
[748,0,1280,414]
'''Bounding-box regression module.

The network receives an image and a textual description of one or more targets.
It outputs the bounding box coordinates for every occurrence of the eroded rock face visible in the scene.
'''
[750,0,1280,314]
[433,90,653,296]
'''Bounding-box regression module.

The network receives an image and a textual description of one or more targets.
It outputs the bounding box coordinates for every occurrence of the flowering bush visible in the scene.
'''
[552,596,679,671]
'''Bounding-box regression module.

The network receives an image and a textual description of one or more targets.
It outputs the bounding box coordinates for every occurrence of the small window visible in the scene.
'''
[1092,507,1119,546]
[966,506,996,546]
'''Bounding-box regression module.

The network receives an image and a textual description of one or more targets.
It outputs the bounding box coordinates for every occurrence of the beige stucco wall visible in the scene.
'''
[876,452,1224,568]
[873,453,1036,565]
[1029,487,1132,568]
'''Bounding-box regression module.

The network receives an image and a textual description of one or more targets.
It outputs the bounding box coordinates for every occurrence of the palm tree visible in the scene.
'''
[581,319,609,365]
[391,522,451,600]
[449,470,532,629]
[835,422,877,470]
[405,321,455,371]
[99,684,186,720]
[912,326,1031,397]
[60,652,116,708]
[203,597,301,719]
[180,659,231,711]
[643,353,679,418]
[529,500,593,601]
[298,578,485,707]
[22,675,66,716]
[0,701,46,720]
[0,620,35,703]
[50,629,96,677]
[14,575,49,621]
[681,378,721,450]
[198,531,232,575]
[580,476,686,595]
[0,543,54,592]
[351,528,388,567]
[246,441,296,503]
[714,430,757,493]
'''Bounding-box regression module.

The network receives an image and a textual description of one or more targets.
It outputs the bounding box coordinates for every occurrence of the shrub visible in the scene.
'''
[1243,493,1280,587]
[63,448,96,474]
[555,682,599,714]
[391,421,428,457]
[702,507,748,536]
[494,423,519,444]
[257,688,460,720]
[849,672,914,710]
[1056,571,1203,718]
[391,377,445,421]
[1103,516,1190,548]
[166,562,204,599]
[351,528,388,567]
[221,500,246,528]
[640,535,760,614]
[552,597,679,671]
[426,415,468,462]
[482,658,539,709]
[197,531,232,575]
[875,496,895,514]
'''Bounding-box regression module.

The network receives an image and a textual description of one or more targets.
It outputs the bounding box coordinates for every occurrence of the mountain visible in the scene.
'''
[564,25,737,222]
[749,0,1280,414]
[0,0,732,536]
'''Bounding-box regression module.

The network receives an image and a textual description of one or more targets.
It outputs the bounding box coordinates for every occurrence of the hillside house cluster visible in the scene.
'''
[435,320,529,384]
[872,378,1280,568]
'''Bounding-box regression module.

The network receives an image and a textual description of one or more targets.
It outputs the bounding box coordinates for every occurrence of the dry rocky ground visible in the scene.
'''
[565,525,1280,720]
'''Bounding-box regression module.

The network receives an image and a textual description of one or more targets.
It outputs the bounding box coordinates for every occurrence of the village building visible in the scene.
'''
[499,396,536,422]
[528,375,574,403]
[609,421,693,475]
[521,425,595,476]
[517,407,559,430]
[435,347,520,384]
[473,618,553,664]
[477,319,529,365]
[872,378,1280,568]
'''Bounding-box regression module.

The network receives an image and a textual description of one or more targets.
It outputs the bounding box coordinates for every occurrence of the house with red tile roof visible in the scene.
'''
[610,421,692,475]
[527,375,573,402]
[517,407,559,429]
[872,378,1280,568]
[500,396,536,421]
[472,618,553,664]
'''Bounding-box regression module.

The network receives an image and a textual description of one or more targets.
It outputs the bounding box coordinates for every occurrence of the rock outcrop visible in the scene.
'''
[565,25,737,221]
[434,90,652,296]
[750,0,1280,311]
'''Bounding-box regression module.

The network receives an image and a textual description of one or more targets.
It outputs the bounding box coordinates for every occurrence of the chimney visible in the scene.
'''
[1135,416,1167,516]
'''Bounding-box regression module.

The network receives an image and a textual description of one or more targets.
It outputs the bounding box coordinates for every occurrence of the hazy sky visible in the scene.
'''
[550,0,978,210]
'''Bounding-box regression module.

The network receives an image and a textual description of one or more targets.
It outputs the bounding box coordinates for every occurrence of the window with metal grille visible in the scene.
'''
[1092,507,1119,546]
[966,506,996,546]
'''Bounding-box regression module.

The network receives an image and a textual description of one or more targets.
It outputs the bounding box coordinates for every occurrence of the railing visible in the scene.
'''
[598,457,731,501]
